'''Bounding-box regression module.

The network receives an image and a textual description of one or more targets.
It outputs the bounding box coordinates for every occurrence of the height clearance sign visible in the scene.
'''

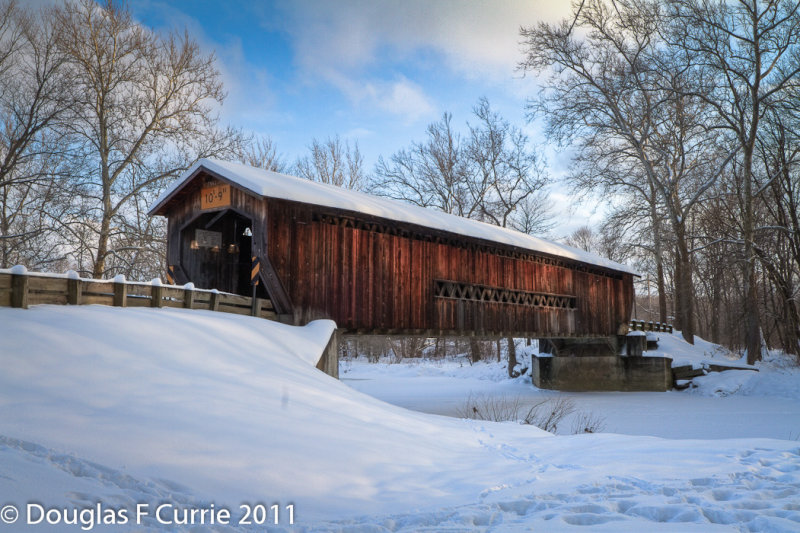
[201,184,230,210]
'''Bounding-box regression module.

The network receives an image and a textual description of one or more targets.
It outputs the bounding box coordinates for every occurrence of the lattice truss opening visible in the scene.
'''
[434,280,577,309]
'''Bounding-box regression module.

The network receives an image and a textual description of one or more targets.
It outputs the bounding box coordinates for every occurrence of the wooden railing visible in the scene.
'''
[0,268,276,321]
[629,319,673,333]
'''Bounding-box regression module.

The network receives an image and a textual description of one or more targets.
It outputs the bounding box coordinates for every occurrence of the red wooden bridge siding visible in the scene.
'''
[264,198,633,338]
[158,172,633,338]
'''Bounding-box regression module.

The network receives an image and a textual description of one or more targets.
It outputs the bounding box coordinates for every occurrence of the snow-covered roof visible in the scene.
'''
[149,158,637,275]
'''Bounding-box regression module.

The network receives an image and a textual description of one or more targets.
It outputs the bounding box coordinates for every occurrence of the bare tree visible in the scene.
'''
[373,113,474,215]
[647,63,735,345]
[519,0,675,326]
[238,135,287,173]
[55,0,237,279]
[665,0,800,362]
[519,0,731,343]
[0,1,22,81]
[753,112,800,357]
[0,1,72,269]
[565,226,595,252]
[375,100,553,372]
[467,97,552,233]
[295,135,367,190]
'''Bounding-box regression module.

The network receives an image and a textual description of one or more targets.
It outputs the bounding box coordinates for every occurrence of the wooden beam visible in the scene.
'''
[258,254,293,315]
[209,290,219,311]
[67,278,82,305]
[151,284,163,308]
[11,273,28,309]
[204,209,229,229]
[183,286,194,309]
[113,280,127,307]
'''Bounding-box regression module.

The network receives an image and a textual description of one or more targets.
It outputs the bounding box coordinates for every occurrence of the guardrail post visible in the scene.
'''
[151,282,163,308]
[113,276,127,307]
[11,269,28,309]
[67,272,82,305]
[209,290,219,311]
[183,283,194,309]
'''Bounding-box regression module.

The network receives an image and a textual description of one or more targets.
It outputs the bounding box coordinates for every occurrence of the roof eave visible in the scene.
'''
[147,160,262,217]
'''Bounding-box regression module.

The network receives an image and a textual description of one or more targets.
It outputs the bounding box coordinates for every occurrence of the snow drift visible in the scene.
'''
[2,305,799,531]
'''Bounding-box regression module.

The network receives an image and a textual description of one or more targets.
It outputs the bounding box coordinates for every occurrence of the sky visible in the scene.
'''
[125,0,594,238]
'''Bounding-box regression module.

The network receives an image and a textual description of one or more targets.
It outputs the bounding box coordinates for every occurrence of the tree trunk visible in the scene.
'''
[674,248,683,333]
[710,266,721,344]
[675,222,694,344]
[507,337,518,378]
[93,121,113,279]
[742,147,762,364]
[92,212,112,279]
[650,196,668,324]
[0,197,8,269]
[656,259,667,325]
[469,337,481,364]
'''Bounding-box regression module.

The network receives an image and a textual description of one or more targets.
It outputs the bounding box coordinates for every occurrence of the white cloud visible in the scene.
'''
[261,0,571,124]
[272,0,570,79]
[328,72,435,123]
[378,78,435,120]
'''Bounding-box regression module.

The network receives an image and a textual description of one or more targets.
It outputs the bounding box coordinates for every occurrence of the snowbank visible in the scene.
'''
[644,330,755,370]
[690,348,800,400]
[2,305,799,531]
[1,306,551,525]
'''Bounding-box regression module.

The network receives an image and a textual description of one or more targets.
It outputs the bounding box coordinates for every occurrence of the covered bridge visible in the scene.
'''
[148,159,636,342]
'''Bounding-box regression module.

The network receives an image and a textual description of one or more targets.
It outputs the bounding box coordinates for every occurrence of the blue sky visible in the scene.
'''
[127,1,595,237]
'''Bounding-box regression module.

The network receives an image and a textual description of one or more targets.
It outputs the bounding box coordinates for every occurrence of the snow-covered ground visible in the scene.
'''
[343,332,800,440]
[1,305,799,532]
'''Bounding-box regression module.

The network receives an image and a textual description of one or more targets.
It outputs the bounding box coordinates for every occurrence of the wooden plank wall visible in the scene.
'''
[266,199,634,337]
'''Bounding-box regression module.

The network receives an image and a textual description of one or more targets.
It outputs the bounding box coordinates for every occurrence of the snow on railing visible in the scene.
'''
[629,319,673,333]
[0,267,276,320]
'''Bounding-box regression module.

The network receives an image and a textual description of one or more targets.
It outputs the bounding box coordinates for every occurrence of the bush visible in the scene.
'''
[457,393,605,435]
[570,411,607,434]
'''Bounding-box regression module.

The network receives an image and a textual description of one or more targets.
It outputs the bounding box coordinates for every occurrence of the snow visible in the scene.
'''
[2,306,800,531]
[0,268,247,302]
[641,329,756,371]
[690,350,798,400]
[9,264,27,275]
[343,353,800,441]
[149,158,638,275]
